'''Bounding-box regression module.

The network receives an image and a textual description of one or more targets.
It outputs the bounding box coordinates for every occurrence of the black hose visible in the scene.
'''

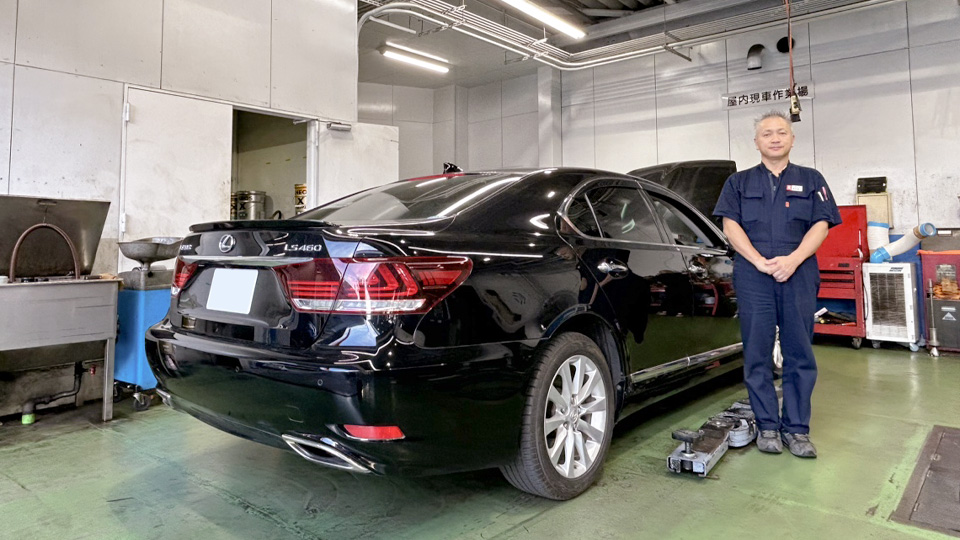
[30,362,85,407]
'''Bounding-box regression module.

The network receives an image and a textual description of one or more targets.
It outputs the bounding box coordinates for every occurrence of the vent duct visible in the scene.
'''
[360,0,905,71]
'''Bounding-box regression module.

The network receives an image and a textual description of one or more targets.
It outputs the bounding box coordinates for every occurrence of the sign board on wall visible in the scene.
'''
[721,83,814,110]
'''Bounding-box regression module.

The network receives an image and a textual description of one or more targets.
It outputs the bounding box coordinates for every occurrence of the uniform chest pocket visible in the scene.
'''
[741,189,764,223]
[786,190,813,223]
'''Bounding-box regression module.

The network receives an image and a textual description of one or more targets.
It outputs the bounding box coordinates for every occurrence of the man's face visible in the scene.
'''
[754,117,795,160]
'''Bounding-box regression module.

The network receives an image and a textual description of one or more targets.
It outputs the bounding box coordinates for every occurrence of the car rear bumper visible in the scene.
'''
[145,323,530,476]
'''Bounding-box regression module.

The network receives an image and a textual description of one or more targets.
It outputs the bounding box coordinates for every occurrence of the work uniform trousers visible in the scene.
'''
[734,254,820,434]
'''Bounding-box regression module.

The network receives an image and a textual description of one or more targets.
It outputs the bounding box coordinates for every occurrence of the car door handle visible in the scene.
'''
[597,260,628,277]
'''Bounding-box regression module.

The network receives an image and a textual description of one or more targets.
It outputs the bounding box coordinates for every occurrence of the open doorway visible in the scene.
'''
[231,110,311,220]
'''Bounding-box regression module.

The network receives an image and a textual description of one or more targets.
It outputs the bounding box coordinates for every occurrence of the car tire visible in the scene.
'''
[500,332,615,500]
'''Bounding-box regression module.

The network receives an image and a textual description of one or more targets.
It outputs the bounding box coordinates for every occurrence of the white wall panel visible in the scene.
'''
[394,86,434,123]
[272,0,357,121]
[502,74,537,117]
[594,56,655,103]
[502,112,538,168]
[433,120,455,172]
[397,121,434,179]
[9,67,123,273]
[434,86,455,123]
[726,64,813,97]
[538,66,562,168]
[358,83,394,125]
[809,2,907,65]
[15,0,161,86]
[122,89,232,269]
[656,80,729,164]
[594,95,657,173]
[907,0,960,48]
[0,0,16,63]
[561,103,594,168]
[655,41,726,92]
[162,0,270,106]
[812,50,916,230]
[455,86,469,167]
[469,81,501,123]
[316,123,398,204]
[910,41,960,228]
[726,23,810,77]
[0,62,10,194]
[561,68,593,107]
[468,118,502,170]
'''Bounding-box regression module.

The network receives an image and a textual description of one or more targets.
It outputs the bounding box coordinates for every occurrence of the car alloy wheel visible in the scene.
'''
[543,354,607,479]
[500,332,614,500]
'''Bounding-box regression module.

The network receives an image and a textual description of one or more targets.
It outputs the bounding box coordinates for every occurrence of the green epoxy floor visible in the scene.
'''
[1,345,957,539]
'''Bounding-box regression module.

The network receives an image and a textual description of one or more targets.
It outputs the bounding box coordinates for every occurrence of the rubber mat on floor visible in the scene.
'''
[892,425,960,537]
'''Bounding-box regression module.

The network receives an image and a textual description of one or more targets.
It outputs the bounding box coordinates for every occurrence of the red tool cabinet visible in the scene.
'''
[814,205,868,348]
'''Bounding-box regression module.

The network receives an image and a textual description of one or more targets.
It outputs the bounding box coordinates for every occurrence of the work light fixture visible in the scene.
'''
[379,45,449,74]
[499,0,585,40]
[385,41,450,64]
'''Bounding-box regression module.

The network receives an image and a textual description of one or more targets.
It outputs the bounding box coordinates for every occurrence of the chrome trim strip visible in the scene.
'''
[281,434,371,474]
[629,342,743,384]
[180,256,313,266]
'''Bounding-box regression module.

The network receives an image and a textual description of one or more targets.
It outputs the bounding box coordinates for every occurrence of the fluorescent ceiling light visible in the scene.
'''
[385,41,450,64]
[380,48,449,74]
[499,0,585,39]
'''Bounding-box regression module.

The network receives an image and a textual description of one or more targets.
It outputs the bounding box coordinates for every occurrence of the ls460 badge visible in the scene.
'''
[286,244,324,252]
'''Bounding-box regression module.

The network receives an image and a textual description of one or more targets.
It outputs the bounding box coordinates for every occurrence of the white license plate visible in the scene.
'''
[206,268,259,314]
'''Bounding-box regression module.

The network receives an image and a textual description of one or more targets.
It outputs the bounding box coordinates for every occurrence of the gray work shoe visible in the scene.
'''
[781,432,818,458]
[757,430,783,453]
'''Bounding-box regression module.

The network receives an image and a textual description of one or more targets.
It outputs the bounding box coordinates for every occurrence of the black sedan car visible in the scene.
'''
[146,167,742,500]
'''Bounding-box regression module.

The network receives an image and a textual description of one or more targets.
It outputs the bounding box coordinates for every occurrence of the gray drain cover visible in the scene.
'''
[892,426,960,537]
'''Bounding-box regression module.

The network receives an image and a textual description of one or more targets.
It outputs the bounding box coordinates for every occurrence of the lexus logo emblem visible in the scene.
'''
[218,234,236,253]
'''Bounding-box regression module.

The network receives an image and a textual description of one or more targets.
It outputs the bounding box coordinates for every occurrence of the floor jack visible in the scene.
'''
[667,387,782,477]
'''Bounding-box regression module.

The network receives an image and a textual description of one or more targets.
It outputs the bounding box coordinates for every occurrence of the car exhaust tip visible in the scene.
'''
[155,388,173,407]
[281,434,372,474]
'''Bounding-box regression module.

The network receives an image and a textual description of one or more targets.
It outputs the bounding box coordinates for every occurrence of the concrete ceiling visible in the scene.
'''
[357,0,899,89]
[357,0,554,88]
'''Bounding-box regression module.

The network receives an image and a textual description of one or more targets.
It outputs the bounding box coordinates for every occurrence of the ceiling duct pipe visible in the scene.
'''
[359,0,905,72]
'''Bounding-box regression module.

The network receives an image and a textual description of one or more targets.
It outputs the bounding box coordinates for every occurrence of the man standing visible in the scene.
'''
[713,111,841,457]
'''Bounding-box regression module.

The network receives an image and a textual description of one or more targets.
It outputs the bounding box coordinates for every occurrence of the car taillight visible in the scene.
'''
[274,257,472,315]
[171,258,198,296]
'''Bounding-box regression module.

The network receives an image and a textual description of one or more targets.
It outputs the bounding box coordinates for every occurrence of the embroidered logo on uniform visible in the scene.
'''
[786,185,804,192]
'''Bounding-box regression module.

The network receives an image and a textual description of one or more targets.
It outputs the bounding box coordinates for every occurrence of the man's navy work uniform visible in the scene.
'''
[713,163,841,435]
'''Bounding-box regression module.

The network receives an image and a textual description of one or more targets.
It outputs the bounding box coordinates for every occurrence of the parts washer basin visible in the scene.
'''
[119,237,182,270]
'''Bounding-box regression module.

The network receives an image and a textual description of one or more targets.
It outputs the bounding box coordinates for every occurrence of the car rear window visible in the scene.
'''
[296,173,522,224]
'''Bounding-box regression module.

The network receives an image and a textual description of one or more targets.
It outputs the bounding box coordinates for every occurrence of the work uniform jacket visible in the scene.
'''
[712,162,841,434]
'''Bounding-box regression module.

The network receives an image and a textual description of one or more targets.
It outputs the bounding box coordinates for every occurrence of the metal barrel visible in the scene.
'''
[294,184,307,215]
[235,190,266,220]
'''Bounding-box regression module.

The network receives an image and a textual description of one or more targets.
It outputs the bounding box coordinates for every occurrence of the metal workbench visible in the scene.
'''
[0,278,122,421]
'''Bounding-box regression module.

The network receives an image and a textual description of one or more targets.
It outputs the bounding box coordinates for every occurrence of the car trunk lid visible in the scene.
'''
[169,219,472,350]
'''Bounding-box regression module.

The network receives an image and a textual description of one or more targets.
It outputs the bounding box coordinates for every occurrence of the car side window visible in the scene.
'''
[565,194,602,237]
[647,191,719,248]
[583,186,660,243]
